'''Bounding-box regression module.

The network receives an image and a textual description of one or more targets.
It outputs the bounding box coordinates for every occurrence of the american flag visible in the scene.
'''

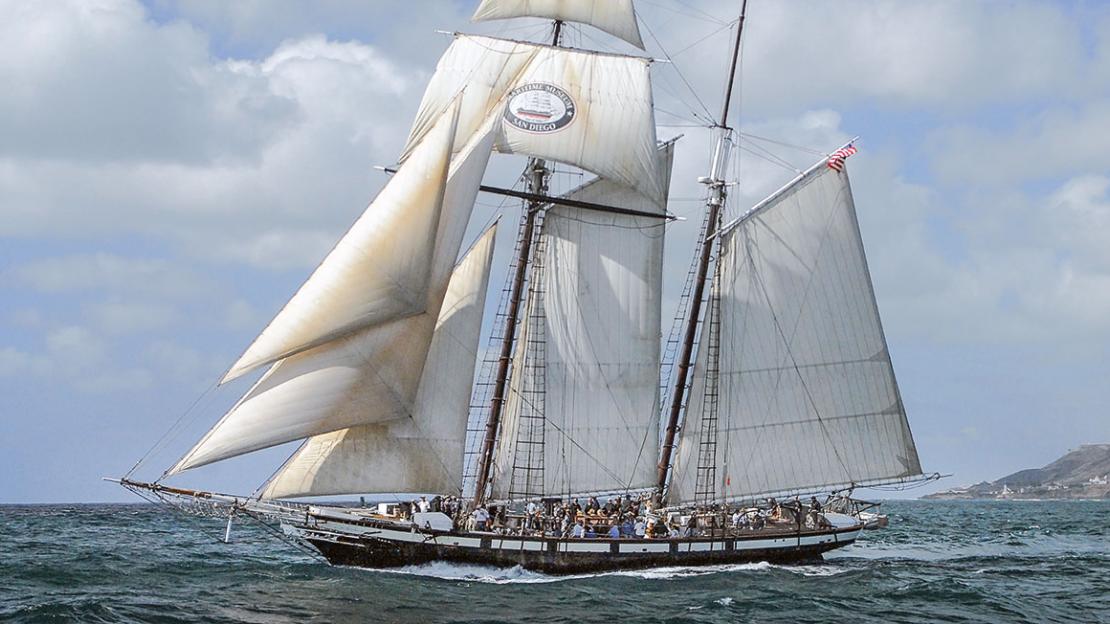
[826,144,858,172]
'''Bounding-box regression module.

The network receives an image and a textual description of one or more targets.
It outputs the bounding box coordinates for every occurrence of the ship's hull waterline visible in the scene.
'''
[283,515,863,575]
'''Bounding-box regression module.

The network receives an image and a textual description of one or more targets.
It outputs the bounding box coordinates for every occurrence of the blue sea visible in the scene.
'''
[1,500,1107,623]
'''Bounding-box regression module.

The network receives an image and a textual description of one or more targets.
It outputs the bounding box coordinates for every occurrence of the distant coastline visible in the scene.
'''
[924,444,1110,501]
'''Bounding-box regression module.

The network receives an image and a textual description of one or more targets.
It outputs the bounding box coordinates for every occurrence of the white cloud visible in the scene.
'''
[0,0,296,164]
[223,298,260,330]
[196,228,339,271]
[0,347,48,377]
[1048,175,1110,272]
[45,325,107,369]
[0,325,158,393]
[929,103,1110,187]
[86,300,181,335]
[649,0,1101,119]
[857,169,1110,346]
[9,253,211,299]
[0,4,422,273]
[143,339,224,384]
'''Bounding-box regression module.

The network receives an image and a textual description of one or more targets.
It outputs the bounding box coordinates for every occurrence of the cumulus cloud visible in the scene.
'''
[0,347,48,377]
[1,1,423,274]
[649,0,1101,118]
[85,300,182,335]
[9,253,211,299]
[0,324,157,393]
[929,104,1110,187]
[0,0,296,164]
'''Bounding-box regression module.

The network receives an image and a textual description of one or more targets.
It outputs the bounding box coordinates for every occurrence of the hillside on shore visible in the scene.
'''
[924,444,1110,500]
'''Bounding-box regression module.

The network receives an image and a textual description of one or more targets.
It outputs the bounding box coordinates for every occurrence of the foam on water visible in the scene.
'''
[359,559,848,584]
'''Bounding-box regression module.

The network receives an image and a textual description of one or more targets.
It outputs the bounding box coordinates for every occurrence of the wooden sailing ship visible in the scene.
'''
[117,0,929,574]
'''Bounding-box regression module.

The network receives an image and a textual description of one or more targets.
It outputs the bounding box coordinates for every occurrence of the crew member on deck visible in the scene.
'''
[572,520,585,538]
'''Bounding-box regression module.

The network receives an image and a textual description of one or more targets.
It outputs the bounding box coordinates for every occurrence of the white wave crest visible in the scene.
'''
[347,560,846,584]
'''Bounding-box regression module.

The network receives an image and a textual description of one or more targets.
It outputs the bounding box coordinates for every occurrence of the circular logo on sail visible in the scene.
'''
[503,83,576,134]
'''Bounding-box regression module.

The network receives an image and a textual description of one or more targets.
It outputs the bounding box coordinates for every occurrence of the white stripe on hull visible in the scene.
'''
[286,515,862,561]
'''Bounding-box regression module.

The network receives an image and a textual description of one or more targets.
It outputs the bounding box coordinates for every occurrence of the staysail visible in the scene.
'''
[219,101,462,384]
[490,143,675,500]
[402,35,665,207]
[471,0,645,50]
[261,223,498,498]
[167,103,497,474]
[668,162,922,505]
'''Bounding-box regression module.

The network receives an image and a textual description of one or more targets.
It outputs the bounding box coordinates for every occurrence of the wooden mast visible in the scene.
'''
[472,20,564,507]
[656,0,749,503]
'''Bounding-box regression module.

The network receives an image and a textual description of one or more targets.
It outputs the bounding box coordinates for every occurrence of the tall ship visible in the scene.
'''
[117,0,930,574]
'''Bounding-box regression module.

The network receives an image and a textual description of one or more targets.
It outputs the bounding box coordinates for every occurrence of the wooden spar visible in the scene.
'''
[655,195,722,500]
[473,20,566,507]
[471,161,545,506]
[656,0,749,503]
[380,167,673,221]
[719,0,748,129]
[480,185,672,220]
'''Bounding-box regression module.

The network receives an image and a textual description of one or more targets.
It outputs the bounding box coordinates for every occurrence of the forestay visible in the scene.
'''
[219,100,462,384]
[491,143,675,500]
[261,224,498,498]
[471,0,645,50]
[402,35,665,208]
[167,104,496,474]
[669,164,921,505]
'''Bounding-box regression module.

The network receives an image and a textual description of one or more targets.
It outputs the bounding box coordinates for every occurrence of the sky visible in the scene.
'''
[1,0,1108,503]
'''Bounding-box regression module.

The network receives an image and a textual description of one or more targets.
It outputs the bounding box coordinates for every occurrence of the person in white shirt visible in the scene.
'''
[571,520,585,539]
[472,506,490,531]
[418,496,430,513]
[634,518,646,538]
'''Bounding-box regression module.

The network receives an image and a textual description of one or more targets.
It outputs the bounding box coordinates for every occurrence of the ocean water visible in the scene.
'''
[1,500,1107,623]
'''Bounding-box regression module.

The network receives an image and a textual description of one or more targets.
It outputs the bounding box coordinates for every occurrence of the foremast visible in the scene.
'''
[656,0,749,505]
[472,22,563,507]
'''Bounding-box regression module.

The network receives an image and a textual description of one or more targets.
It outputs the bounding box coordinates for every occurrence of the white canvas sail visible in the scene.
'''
[491,143,674,500]
[167,110,496,475]
[220,100,461,384]
[668,164,922,505]
[471,0,645,50]
[402,35,665,207]
[261,224,498,498]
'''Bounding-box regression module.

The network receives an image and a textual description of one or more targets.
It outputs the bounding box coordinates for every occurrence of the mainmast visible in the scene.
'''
[472,21,564,506]
[656,0,748,503]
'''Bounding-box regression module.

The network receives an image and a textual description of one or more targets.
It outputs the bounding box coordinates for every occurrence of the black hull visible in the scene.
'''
[298,528,859,575]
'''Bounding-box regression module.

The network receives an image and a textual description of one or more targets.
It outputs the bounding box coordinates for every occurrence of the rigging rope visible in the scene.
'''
[639,17,715,122]
[124,374,221,481]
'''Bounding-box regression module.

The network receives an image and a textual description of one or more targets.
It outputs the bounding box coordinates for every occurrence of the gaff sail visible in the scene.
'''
[668,162,922,505]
